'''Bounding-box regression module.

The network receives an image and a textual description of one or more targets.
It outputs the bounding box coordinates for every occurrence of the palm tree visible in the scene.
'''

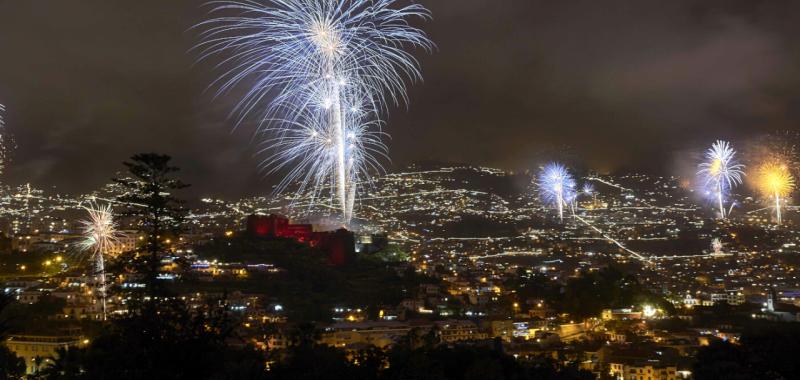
[0,292,25,378]
[38,347,86,379]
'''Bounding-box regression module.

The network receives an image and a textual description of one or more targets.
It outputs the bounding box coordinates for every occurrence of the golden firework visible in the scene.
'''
[756,163,794,198]
[754,162,795,224]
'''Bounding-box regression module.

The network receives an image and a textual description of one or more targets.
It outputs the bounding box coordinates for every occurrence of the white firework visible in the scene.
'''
[79,202,121,320]
[697,140,745,219]
[0,104,13,177]
[711,238,724,255]
[539,163,576,222]
[196,0,432,226]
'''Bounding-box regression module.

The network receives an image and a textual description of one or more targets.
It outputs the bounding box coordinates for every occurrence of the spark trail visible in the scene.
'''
[197,0,432,225]
[78,202,121,321]
[539,163,576,222]
[697,140,744,219]
[0,104,14,178]
[755,162,795,224]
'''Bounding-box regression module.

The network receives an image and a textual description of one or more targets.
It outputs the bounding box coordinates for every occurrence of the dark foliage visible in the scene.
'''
[694,323,800,380]
[42,298,266,380]
[0,292,25,379]
[265,332,594,380]
[114,153,189,296]
[189,237,431,321]
[38,309,594,380]
[557,266,673,319]
[505,266,674,319]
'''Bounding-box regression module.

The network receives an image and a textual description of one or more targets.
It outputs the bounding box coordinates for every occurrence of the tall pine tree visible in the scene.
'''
[114,153,188,297]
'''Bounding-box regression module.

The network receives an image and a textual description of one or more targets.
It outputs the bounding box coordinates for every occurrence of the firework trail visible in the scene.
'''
[0,104,4,175]
[754,162,795,224]
[539,163,576,222]
[79,202,121,320]
[697,140,745,219]
[0,104,14,178]
[197,0,432,225]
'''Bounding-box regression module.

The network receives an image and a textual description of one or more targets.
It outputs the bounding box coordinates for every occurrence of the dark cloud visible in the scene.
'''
[0,0,799,196]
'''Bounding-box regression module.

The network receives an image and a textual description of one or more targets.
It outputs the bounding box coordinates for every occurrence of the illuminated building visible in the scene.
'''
[608,362,681,380]
[244,214,355,265]
[321,321,414,349]
[434,320,487,343]
[710,289,745,306]
[602,308,643,321]
[601,345,686,380]
[5,334,88,375]
[246,214,313,242]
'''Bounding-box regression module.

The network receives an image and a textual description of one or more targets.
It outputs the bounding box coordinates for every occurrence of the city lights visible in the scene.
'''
[2,2,800,378]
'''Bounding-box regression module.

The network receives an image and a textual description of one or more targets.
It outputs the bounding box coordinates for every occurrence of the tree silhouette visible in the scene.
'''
[114,153,188,297]
[0,292,25,378]
[37,347,85,379]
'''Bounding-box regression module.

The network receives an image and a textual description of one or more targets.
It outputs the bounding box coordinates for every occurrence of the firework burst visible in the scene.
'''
[582,183,597,207]
[196,0,432,225]
[697,140,745,219]
[79,202,121,320]
[539,163,576,222]
[754,162,795,224]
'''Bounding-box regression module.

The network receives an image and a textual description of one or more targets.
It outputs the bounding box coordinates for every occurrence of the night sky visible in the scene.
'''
[1,0,799,196]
